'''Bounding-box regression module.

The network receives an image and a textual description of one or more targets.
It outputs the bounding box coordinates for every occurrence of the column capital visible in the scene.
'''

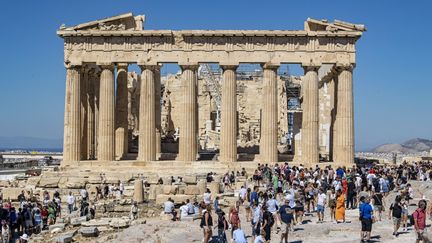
[138,64,160,72]
[220,65,238,71]
[117,63,129,72]
[336,63,355,72]
[261,63,280,70]
[64,63,81,70]
[98,63,115,70]
[179,64,199,71]
[302,65,320,72]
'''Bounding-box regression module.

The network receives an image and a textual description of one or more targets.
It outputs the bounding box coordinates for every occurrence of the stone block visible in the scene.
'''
[130,219,147,226]
[39,177,60,188]
[159,211,174,221]
[1,187,24,201]
[81,219,110,227]
[26,176,41,187]
[196,180,207,195]
[184,186,201,195]
[60,177,88,189]
[0,180,10,187]
[55,230,77,243]
[209,181,220,195]
[148,185,162,200]
[70,216,87,226]
[162,185,178,195]
[80,227,99,237]
[49,223,66,232]
[183,175,197,184]
[109,218,129,228]
[156,194,193,204]
[113,205,130,213]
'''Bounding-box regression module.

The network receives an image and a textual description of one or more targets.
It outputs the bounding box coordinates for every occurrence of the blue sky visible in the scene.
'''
[0,0,431,151]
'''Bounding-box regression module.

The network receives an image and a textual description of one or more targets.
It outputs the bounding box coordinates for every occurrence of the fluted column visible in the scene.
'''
[97,64,115,161]
[115,63,129,160]
[80,67,88,160]
[94,71,100,159]
[260,64,279,163]
[301,65,320,165]
[333,64,355,164]
[219,65,238,163]
[179,65,199,162]
[86,69,96,159]
[63,65,81,165]
[154,66,162,159]
[138,65,157,161]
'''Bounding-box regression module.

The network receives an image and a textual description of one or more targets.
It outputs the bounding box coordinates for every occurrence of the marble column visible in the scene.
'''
[179,65,199,162]
[260,64,279,163]
[94,71,100,159]
[138,65,157,161]
[97,65,115,161]
[115,63,129,160]
[63,65,81,164]
[333,64,355,164]
[301,65,320,165]
[86,69,96,160]
[80,67,88,160]
[154,66,162,159]
[220,65,238,163]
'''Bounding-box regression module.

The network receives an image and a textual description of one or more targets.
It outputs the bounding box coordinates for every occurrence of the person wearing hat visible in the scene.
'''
[215,208,228,243]
[20,233,29,242]
[279,198,294,243]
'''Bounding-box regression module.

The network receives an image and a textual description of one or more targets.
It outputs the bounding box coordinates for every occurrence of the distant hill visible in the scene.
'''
[0,136,63,150]
[372,138,432,153]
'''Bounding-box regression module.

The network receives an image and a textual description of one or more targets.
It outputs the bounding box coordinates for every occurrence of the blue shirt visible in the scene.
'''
[233,229,247,243]
[279,205,293,224]
[359,203,373,219]
[250,191,259,206]
[336,168,344,178]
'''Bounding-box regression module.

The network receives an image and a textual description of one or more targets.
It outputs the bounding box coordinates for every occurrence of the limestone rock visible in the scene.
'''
[109,218,130,228]
[183,175,197,184]
[162,185,178,195]
[1,187,24,201]
[81,219,110,227]
[80,227,99,237]
[156,194,193,204]
[184,186,200,195]
[39,177,60,188]
[70,216,87,226]
[49,223,66,232]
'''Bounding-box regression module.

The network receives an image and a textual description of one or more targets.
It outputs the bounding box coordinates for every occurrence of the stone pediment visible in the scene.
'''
[59,12,145,31]
[305,18,366,32]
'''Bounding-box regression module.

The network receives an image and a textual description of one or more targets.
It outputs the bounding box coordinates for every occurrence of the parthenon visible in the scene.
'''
[58,13,365,169]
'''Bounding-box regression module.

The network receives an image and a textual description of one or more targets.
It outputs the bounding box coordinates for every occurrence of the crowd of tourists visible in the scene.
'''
[162,161,432,243]
[0,180,129,243]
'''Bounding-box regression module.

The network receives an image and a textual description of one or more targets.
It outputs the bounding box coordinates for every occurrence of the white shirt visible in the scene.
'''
[67,195,75,205]
[180,205,189,217]
[266,199,278,213]
[239,188,247,199]
[285,193,296,208]
[317,193,327,206]
[203,192,212,204]
[254,235,265,243]
[233,229,247,243]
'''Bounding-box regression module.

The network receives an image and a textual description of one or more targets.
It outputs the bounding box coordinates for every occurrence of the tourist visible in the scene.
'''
[163,198,177,221]
[67,191,75,214]
[413,199,427,243]
[316,188,326,223]
[41,206,48,229]
[251,202,262,242]
[179,202,189,220]
[346,178,356,209]
[335,189,345,223]
[253,231,266,243]
[250,186,259,206]
[389,195,402,236]
[80,188,88,202]
[238,186,247,203]
[33,209,42,233]
[359,197,374,242]
[266,193,280,228]
[203,188,212,205]
[19,233,29,243]
[232,225,247,243]
[372,191,385,221]
[245,188,252,222]
[228,203,240,237]
[261,205,273,242]
[401,197,409,232]
[328,188,337,222]
[214,196,220,212]
[215,208,228,243]
[130,202,139,220]
[1,223,10,243]
[119,181,124,198]
[200,205,213,243]
[279,198,293,243]
[186,199,195,215]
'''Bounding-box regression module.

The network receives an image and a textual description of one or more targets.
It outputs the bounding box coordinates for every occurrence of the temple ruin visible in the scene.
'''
[58,13,365,170]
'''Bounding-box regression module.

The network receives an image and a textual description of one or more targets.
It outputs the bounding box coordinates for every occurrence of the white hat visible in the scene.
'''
[20,234,29,240]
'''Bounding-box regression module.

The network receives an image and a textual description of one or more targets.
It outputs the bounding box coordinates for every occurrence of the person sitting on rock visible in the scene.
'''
[130,202,139,220]
[164,198,177,221]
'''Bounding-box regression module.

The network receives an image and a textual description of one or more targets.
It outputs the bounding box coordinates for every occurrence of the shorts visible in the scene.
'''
[374,205,383,212]
[392,217,401,225]
[295,206,304,213]
[402,208,408,215]
[361,218,372,232]
[317,205,325,213]
[280,222,289,234]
